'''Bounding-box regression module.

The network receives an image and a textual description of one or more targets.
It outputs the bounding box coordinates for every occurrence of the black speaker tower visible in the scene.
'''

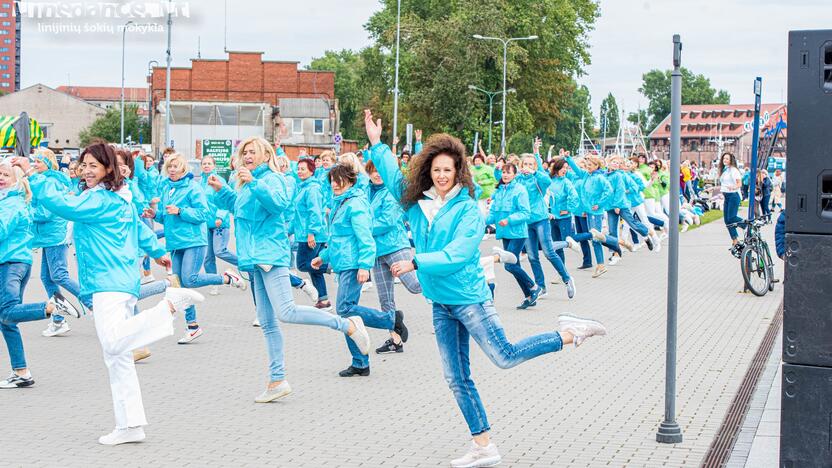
[781,29,832,467]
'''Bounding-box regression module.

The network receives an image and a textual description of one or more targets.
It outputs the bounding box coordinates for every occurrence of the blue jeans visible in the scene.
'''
[432,301,563,435]
[141,217,154,271]
[41,244,92,323]
[501,238,535,298]
[204,227,238,274]
[336,270,394,369]
[549,217,574,263]
[296,242,328,301]
[252,266,349,381]
[571,214,621,265]
[607,208,649,238]
[171,246,224,323]
[1,263,47,370]
[723,192,743,240]
[525,219,571,287]
[761,194,772,217]
[573,216,593,267]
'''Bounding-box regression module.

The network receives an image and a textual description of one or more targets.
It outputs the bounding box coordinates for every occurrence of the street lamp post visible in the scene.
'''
[164,0,173,149]
[473,34,537,156]
[120,20,134,146]
[392,0,402,142]
[468,85,515,154]
[147,60,158,122]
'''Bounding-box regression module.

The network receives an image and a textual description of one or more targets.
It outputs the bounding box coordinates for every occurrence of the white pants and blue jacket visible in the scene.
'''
[369,143,565,436]
[213,164,353,383]
[28,175,175,430]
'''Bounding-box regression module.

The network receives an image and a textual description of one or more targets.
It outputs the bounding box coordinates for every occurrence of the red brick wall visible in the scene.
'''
[150,52,335,109]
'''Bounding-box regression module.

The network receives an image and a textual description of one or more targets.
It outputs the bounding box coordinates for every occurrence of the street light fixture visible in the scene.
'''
[120,20,134,146]
[472,34,538,155]
[146,60,159,134]
[468,85,515,153]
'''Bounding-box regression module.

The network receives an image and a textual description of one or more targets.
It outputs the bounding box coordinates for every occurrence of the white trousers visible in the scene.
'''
[644,198,669,226]
[92,292,174,429]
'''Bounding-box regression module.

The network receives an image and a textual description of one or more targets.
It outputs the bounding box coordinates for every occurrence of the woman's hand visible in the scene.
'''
[311,257,323,270]
[614,208,620,214]
[307,234,316,249]
[533,137,542,154]
[154,256,172,269]
[498,219,509,227]
[237,167,253,184]
[357,269,370,284]
[364,109,382,146]
[215,218,222,228]
[415,129,422,142]
[11,157,31,173]
[390,260,414,278]
[165,205,181,215]
[142,207,156,218]
[559,210,568,216]
[592,205,599,211]
[207,174,223,191]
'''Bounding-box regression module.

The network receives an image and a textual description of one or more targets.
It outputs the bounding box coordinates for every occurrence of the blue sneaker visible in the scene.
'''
[516,298,534,310]
[529,286,542,304]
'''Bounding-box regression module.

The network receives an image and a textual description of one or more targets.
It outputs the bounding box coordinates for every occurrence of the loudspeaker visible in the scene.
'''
[786,30,832,235]
[783,233,832,367]
[780,363,832,467]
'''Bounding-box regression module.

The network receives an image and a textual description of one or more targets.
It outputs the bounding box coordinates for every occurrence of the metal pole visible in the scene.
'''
[500,40,508,156]
[657,34,684,445]
[164,0,172,149]
[746,77,763,220]
[392,0,401,143]
[120,21,133,146]
[601,110,607,155]
[487,93,494,153]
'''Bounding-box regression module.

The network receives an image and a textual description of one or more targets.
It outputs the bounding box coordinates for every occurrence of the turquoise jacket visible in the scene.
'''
[368,183,410,257]
[565,157,591,215]
[548,175,580,220]
[214,164,292,271]
[319,185,376,272]
[70,177,81,194]
[582,171,613,215]
[0,188,33,265]
[28,175,166,297]
[486,181,530,240]
[515,153,551,223]
[155,174,209,251]
[199,172,231,229]
[625,171,647,207]
[315,166,333,209]
[369,143,491,305]
[133,158,163,202]
[31,170,71,248]
[606,170,638,210]
[292,177,328,243]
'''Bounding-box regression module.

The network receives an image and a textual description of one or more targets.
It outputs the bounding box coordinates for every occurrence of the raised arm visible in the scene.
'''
[28,173,117,223]
[365,109,406,202]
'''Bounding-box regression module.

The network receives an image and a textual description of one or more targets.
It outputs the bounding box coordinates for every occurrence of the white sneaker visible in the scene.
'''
[164,287,205,315]
[209,286,219,296]
[177,327,203,344]
[633,242,643,252]
[608,255,621,266]
[42,320,71,337]
[491,246,518,264]
[298,281,318,304]
[565,236,581,252]
[450,441,502,468]
[590,228,606,243]
[223,269,247,291]
[347,316,371,355]
[49,295,81,318]
[559,314,607,347]
[98,427,146,446]
[254,381,292,403]
[681,223,690,233]
[252,318,261,327]
[361,281,373,293]
[140,273,156,285]
[393,277,402,284]
[650,232,662,252]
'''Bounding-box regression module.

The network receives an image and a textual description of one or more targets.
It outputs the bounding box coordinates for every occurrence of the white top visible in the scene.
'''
[418,184,463,227]
[720,166,742,193]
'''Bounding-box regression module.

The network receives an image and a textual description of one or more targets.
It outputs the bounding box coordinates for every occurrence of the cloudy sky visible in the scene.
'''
[20,0,832,119]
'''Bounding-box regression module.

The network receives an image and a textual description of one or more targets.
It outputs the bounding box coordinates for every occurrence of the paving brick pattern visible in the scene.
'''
[1,220,783,467]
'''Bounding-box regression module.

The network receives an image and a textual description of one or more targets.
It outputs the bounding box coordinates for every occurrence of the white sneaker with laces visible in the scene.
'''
[49,295,80,318]
[558,314,607,347]
[177,327,203,344]
[491,246,518,264]
[361,281,373,293]
[254,381,292,403]
[298,281,318,303]
[450,441,502,468]
[650,232,662,252]
[347,316,371,355]
[608,255,621,266]
[42,320,71,337]
[565,236,581,252]
[252,318,261,327]
[164,288,205,314]
[98,427,146,446]
[223,269,247,291]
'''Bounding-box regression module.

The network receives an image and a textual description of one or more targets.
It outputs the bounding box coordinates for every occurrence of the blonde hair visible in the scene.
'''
[319,150,336,163]
[163,153,189,177]
[274,154,291,174]
[0,161,32,203]
[606,154,624,167]
[337,152,365,175]
[585,155,605,171]
[235,136,278,187]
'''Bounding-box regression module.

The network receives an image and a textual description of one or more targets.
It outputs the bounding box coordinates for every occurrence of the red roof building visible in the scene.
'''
[57,85,149,110]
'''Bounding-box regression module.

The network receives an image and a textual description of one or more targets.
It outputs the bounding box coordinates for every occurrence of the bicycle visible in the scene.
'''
[728,214,775,297]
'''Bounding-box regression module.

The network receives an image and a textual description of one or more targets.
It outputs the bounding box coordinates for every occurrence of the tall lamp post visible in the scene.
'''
[391,0,402,142]
[472,33,537,156]
[468,85,515,154]
[120,20,134,146]
[164,0,173,149]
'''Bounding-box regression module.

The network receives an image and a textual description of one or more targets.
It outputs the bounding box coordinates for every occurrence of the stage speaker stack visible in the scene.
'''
[781,29,832,467]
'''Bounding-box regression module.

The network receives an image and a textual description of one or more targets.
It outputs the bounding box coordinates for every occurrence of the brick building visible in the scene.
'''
[57,85,149,113]
[0,1,20,92]
[649,103,788,168]
[148,51,340,158]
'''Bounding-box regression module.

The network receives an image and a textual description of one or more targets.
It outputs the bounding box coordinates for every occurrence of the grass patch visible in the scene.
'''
[680,209,723,232]
[740,200,749,207]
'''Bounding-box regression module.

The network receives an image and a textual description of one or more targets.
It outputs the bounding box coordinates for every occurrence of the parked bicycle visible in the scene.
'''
[728,214,775,296]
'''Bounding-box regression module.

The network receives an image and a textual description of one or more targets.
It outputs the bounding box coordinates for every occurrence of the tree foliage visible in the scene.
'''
[599,93,620,139]
[79,104,150,147]
[639,67,731,133]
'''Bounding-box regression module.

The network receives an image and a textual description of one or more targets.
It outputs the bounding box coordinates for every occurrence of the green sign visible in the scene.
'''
[202,139,234,179]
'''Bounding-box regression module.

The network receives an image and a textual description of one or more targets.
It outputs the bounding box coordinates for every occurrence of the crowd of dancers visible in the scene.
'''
[0,107,720,467]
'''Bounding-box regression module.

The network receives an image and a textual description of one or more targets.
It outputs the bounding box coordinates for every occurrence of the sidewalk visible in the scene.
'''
[3,218,784,467]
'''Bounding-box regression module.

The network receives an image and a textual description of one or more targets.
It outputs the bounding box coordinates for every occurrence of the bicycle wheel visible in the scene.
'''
[741,244,771,296]
[762,241,775,291]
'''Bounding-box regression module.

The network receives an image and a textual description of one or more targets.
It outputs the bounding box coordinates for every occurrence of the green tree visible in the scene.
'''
[639,67,731,133]
[79,104,150,146]
[599,93,620,140]
[627,109,649,138]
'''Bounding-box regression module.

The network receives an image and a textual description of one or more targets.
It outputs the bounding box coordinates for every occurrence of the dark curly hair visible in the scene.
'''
[79,142,124,192]
[400,133,475,208]
[328,164,358,187]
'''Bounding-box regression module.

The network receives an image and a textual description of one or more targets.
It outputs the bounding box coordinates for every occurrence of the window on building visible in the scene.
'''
[217,105,238,125]
[170,104,192,124]
[1,56,8,61]
[313,119,324,135]
[239,106,263,126]
[0,83,9,88]
[3,39,11,44]
[0,65,8,70]
[1,74,9,79]
[191,105,216,125]
[292,118,303,134]
[0,30,8,35]
[2,4,9,8]
[1,21,9,26]
[0,13,8,18]
[0,48,7,52]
